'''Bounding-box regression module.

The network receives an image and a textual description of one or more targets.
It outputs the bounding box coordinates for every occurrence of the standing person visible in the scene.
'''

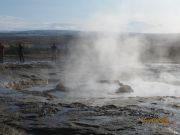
[51,43,58,62]
[18,43,25,63]
[0,43,4,63]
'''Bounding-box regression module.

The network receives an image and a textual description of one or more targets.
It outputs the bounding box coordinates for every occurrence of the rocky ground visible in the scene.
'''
[0,62,180,135]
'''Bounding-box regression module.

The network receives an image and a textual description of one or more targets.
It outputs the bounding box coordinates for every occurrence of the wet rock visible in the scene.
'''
[16,102,59,118]
[170,103,180,108]
[0,124,27,135]
[138,100,144,103]
[31,78,48,85]
[47,82,67,93]
[101,105,117,109]
[0,98,175,135]
[97,80,112,84]
[98,79,123,85]
[97,80,133,93]
[48,72,57,76]
[70,102,88,109]
[5,79,48,90]
[116,84,133,93]
[137,119,143,124]
[25,91,55,98]
[55,82,66,91]
[73,122,100,128]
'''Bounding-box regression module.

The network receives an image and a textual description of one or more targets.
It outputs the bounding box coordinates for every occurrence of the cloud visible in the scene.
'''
[0,16,105,31]
[84,12,180,33]
[0,14,180,33]
[0,16,31,31]
[0,16,88,31]
[39,22,90,31]
[127,21,157,33]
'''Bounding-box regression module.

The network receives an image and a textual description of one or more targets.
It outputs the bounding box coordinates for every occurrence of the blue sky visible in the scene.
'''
[0,0,180,33]
[0,0,121,22]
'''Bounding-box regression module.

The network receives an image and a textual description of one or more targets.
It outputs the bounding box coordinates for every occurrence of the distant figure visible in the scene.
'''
[0,43,4,63]
[51,43,58,62]
[18,43,24,63]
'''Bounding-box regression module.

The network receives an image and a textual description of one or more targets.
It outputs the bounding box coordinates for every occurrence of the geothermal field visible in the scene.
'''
[0,31,180,135]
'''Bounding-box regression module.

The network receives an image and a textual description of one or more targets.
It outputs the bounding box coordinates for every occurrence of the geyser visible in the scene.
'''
[61,13,180,98]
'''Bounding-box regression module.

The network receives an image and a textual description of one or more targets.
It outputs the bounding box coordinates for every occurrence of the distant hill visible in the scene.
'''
[1,30,180,62]
[0,30,83,45]
[0,30,81,37]
[1,30,180,47]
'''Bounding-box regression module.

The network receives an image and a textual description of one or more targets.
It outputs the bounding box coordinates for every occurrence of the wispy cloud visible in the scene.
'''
[0,16,31,31]
[0,14,180,33]
[0,16,87,31]
[84,12,180,33]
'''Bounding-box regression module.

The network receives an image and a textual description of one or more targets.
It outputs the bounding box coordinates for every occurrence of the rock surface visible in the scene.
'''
[116,84,134,93]
[0,63,180,135]
[55,82,66,91]
[98,79,134,93]
[0,94,178,135]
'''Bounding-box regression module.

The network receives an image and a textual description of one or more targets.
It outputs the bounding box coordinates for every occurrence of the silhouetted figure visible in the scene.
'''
[0,43,4,63]
[51,44,58,62]
[18,43,24,63]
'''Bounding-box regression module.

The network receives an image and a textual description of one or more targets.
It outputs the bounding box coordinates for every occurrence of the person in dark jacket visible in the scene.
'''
[18,43,24,63]
[51,43,58,62]
[0,43,4,63]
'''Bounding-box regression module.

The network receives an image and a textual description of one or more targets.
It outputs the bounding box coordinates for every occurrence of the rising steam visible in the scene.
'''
[62,13,180,97]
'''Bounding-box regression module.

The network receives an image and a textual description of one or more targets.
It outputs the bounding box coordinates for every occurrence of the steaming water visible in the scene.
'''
[131,63,180,97]
[56,31,180,102]
[52,62,180,103]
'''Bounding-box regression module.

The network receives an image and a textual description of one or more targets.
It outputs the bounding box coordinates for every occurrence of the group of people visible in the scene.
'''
[0,43,24,63]
[0,42,58,63]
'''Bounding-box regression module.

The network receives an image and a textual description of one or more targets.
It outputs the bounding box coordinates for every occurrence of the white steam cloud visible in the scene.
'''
[62,12,180,98]
[62,13,146,98]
